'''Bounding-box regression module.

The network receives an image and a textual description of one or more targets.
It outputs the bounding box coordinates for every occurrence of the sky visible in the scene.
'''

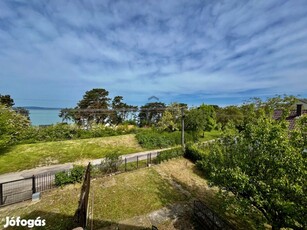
[0,0,307,108]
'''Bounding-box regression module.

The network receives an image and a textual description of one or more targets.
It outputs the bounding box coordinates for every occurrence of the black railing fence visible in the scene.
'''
[0,173,56,207]
[0,148,181,208]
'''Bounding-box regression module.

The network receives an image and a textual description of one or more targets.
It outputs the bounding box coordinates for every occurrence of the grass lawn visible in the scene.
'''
[198,130,222,142]
[0,134,145,174]
[0,158,267,230]
[0,167,186,230]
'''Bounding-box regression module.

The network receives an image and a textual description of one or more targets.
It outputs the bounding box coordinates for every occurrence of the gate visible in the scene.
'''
[0,177,33,206]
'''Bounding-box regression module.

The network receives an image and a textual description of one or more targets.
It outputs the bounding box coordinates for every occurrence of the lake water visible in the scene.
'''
[28,109,63,126]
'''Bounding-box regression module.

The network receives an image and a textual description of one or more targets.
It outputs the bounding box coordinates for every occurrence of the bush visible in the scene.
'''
[55,171,72,186]
[184,143,208,162]
[98,152,123,174]
[136,129,195,149]
[19,123,138,144]
[55,165,85,186]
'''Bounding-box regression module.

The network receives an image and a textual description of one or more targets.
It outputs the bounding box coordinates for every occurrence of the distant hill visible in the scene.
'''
[21,106,62,110]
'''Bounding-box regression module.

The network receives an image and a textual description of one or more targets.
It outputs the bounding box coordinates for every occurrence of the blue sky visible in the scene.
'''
[0,0,307,108]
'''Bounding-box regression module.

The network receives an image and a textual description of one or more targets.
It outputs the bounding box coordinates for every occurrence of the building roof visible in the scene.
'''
[297,98,307,104]
[273,109,307,129]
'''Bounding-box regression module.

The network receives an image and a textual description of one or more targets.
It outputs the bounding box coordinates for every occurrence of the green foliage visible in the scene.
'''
[19,123,137,143]
[55,165,85,186]
[138,102,166,127]
[155,147,184,163]
[0,104,30,149]
[99,151,123,174]
[197,114,307,229]
[185,104,216,133]
[184,143,208,162]
[109,96,137,125]
[136,129,195,149]
[216,105,244,129]
[0,94,14,107]
[158,102,187,132]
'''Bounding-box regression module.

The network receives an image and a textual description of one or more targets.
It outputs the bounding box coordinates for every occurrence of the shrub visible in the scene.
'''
[136,129,195,149]
[55,171,72,186]
[55,165,85,186]
[98,152,123,174]
[184,143,208,162]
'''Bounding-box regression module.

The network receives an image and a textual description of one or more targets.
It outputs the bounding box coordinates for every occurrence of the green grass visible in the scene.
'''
[0,134,145,174]
[0,167,185,230]
[198,130,221,142]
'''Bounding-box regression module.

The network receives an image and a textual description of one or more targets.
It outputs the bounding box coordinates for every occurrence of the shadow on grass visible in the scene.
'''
[0,145,16,156]
[3,210,152,230]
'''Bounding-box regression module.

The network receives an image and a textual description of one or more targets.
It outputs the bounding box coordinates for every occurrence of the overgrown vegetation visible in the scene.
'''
[185,97,306,230]
[55,165,85,186]
[19,123,137,144]
[135,129,195,149]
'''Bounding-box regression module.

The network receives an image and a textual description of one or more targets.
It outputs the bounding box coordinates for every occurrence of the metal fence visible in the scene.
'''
[193,200,234,230]
[0,173,56,207]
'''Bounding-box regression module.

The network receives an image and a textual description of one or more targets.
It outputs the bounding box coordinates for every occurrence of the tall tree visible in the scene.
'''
[60,88,111,126]
[138,102,166,127]
[0,94,14,107]
[110,96,137,125]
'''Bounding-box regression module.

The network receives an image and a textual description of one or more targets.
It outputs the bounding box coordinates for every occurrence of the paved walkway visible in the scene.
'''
[0,148,172,183]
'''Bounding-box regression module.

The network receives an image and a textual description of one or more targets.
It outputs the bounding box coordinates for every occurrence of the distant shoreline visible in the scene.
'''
[20,106,63,111]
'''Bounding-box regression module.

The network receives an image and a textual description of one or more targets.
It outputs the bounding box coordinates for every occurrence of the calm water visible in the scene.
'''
[29,109,63,126]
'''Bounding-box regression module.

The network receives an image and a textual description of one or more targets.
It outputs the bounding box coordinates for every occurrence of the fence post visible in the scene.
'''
[125,158,127,172]
[137,156,139,169]
[150,153,152,164]
[0,184,3,205]
[32,175,36,194]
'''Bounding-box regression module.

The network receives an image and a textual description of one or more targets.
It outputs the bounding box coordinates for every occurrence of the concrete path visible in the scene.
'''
[0,148,172,183]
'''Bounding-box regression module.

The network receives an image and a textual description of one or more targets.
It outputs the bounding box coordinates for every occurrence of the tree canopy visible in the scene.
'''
[138,102,166,127]
[198,111,307,229]
[0,94,14,107]
[0,104,30,149]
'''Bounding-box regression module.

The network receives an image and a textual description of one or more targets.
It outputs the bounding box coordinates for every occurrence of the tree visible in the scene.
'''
[138,102,166,127]
[216,105,244,129]
[158,102,187,132]
[13,107,30,121]
[60,88,111,126]
[198,113,306,229]
[0,94,14,107]
[185,104,216,135]
[109,96,137,125]
[0,105,30,149]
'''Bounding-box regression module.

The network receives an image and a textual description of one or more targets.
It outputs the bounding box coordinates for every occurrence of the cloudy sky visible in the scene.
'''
[0,0,307,108]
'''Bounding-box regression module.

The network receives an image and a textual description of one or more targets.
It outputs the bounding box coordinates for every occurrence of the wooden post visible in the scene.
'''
[32,175,36,194]
[125,158,127,172]
[181,108,185,152]
[0,183,3,205]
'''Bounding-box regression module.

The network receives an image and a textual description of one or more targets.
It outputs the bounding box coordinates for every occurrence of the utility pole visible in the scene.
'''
[181,107,185,151]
